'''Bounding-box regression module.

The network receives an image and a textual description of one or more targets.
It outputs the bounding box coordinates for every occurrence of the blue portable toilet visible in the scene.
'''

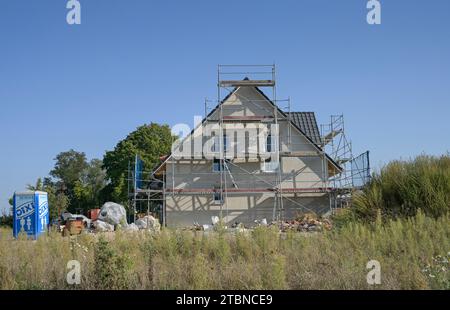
[13,191,49,239]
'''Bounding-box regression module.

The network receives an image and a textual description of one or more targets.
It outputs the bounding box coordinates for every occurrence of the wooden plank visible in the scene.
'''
[219,80,275,87]
[323,129,343,145]
[280,151,321,157]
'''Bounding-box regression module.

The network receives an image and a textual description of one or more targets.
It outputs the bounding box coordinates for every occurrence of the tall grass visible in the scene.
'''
[351,154,450,222]
[0,211,448,289]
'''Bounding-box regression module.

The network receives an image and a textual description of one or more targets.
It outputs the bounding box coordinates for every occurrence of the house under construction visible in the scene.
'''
[130,65,370,227]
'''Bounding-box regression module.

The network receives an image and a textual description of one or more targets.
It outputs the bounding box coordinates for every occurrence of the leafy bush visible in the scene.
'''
[0,214,13,228]
[94,237,133,289]
[330,208,358,228]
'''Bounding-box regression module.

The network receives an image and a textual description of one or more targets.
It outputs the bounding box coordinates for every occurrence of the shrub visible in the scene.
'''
[94,237,133,289]
[351,154,450,221]
[0,215,13,228]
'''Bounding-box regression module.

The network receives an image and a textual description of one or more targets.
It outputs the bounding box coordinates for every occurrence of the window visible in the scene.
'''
[213,190,223,204]
[266,134,274,153]
[223,134,228,152]
[212,159,223,172]
[211,136,219,153]
[212,134,228,153]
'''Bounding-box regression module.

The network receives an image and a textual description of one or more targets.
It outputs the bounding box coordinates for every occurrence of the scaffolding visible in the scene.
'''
[220,65,280,221]
[127,155,165,225]
[129,65,371,226]
[321,115,353,189]
[320,115,371,210]
[162,65,335,223]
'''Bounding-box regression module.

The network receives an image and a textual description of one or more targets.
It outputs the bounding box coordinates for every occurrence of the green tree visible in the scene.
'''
[43,177,69,220]
[0,212,13,227]
[50,150,88,186]
[2,197,14,227]
[84,159,108,207]
[52,192,70,219]
[102,123,174,205]
[73,159,107,213]
[26,178,44,191]
[2,200,13,227]
[25,177,69,220]
[49,150,106,214]
[50,149,88,202]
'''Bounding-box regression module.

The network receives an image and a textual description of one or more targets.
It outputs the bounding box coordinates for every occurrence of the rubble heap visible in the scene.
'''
[274,214,332,232]
[58,202,161,235]
[184,214,333,233]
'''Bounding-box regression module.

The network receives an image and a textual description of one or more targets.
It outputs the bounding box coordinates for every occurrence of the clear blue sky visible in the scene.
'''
[1,0,449,213]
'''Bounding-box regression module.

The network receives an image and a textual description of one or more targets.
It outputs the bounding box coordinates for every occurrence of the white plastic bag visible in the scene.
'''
[93,220,114,232]
[97,202,127,226]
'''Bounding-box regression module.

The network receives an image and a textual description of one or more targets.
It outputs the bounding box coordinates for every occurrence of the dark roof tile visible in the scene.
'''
[288,112,321,145]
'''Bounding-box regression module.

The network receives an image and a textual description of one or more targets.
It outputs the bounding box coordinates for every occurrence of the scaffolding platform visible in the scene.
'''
[219,80,275,87]
[166,187,334,194]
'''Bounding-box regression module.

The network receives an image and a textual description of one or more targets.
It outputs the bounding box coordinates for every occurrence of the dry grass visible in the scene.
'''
[0,211,448,290]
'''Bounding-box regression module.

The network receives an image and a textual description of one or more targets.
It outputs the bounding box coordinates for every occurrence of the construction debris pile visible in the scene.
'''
[59,202,161,236]
[135,215,161,232]
[275,214,332,232]
[185,214,332,234]
[59,205,331,236]
[189,216,222,231]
